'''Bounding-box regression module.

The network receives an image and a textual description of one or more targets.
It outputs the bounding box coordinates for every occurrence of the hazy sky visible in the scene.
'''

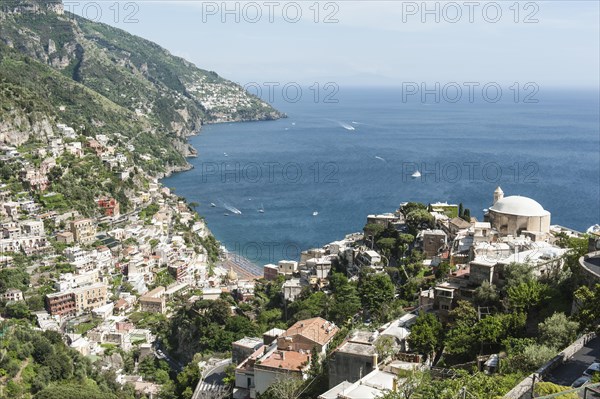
[71,1,599,88]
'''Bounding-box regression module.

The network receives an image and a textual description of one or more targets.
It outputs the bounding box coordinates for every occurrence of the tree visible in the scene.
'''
[503,262,534,289]
[538,313,579,350]
[258,376,303,399]
[48,166,64,182]
[377,237,396,259]
[0,268,30,293]
[328,272,349,292]
[330,283,361,324]
[444,301,479,359]
[517,344,556,372]
[434,262,451,280]
[5,301,31,319]
[573,284,600,332]
[476,314,506,348]
[507,280,549,311]
[461,208,471,222]
[33,381,117,399]
[289,291,328,322]
[408,312,443,360]
[358,272,395,322]
[374,335,396,361]
[364,223,385,244]
[400,202,427,217]
[474,281,499,307]
[405,209,434,235]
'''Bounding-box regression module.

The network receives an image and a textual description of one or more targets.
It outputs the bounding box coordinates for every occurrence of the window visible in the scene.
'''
[441,304,450,311]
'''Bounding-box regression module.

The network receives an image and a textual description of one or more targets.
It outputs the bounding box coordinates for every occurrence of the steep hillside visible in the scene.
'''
[0,0,283,174]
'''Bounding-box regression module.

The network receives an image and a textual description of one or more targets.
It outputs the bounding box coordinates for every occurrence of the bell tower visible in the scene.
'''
[493,186,504,204]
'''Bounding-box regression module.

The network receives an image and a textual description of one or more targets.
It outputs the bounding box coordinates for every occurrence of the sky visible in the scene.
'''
[70,1,600,89]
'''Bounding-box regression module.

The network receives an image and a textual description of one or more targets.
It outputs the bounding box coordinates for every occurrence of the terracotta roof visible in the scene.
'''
[114,298,128,309]
[258,350,310,371]
[283,317,339,346]
[449,217,471,229]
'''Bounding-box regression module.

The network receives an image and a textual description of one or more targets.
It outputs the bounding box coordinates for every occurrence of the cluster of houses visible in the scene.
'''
[263,188,578,320]
[218,188,587,398]
[187,79,258,119]
[228,313,423,399]
[0,218,50,256]
[0,123,144,199]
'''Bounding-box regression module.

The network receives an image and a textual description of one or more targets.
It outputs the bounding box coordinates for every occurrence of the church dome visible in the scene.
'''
[227,267,238,281]
[489,195,549,217]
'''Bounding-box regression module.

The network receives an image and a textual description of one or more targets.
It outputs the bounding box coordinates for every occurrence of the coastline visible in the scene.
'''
[159,115,287,276]
[159,113,286,179]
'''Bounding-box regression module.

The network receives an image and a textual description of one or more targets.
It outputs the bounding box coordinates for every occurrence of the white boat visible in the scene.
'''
[210,203,216,207]
[313,211,319,216]
[224,152,228,157]
[339,122,355,131]
[224,213,229,216]
[258,203,265,214]
[411,170,421,178]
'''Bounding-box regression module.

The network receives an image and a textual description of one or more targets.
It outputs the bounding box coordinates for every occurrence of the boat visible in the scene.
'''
[224,213,229,216]
[210,203,216,207]
[411,170,421,178]
[258,203,265,213]
[312,211,319,216]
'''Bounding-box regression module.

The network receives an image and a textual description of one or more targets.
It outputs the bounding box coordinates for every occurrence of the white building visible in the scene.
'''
[486,187,551,237]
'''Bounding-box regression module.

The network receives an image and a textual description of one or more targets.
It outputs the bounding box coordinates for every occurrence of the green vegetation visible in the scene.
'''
[408,312,444,361]
[379,369,524,399]
[0,322,137,399]
[534,382,579,398]
[358,271,397,322]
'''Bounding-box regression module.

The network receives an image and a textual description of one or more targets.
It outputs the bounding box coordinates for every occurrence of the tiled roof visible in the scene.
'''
[258,350,309,371]
[283,317,339,346]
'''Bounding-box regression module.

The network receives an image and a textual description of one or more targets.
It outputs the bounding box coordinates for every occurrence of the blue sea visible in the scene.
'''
[162,87,600,266]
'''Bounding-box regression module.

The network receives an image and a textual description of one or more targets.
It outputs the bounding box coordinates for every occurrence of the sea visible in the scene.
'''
[162,87,600,267]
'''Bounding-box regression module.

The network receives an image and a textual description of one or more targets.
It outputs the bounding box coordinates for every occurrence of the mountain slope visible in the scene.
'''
[0,43,191,175]
[0,0,283,174]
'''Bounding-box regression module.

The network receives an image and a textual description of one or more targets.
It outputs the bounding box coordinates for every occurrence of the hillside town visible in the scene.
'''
[1,120,600,399]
